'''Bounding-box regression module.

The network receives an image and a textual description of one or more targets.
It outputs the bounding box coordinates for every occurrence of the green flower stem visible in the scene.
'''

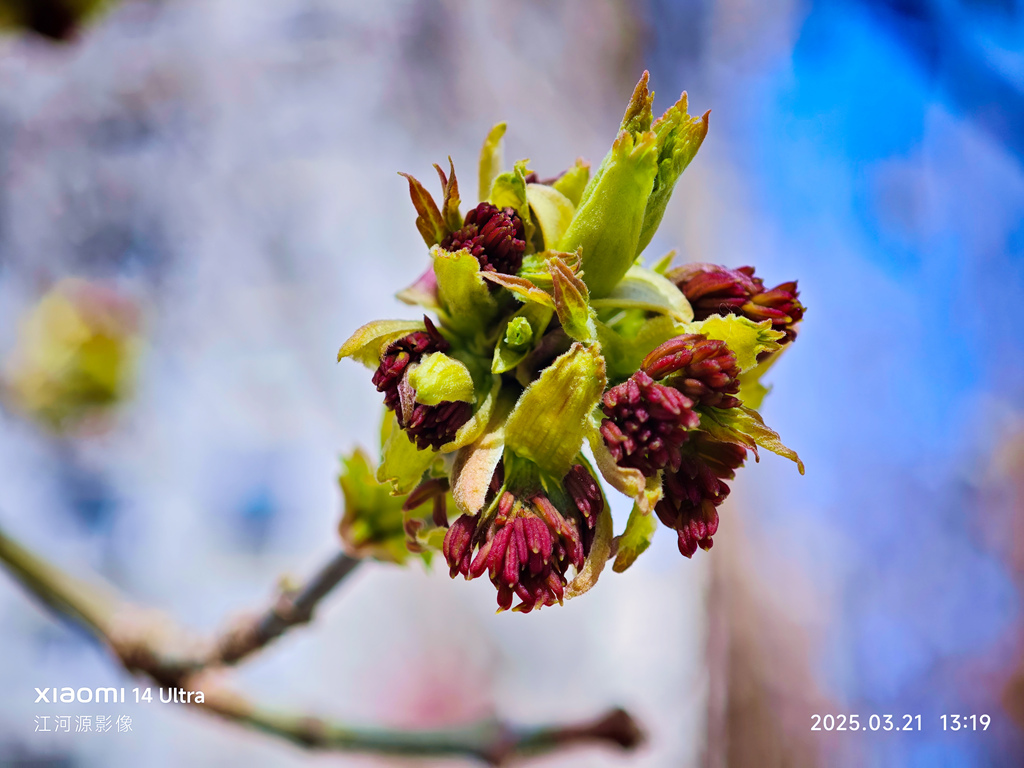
[0,520,643,764]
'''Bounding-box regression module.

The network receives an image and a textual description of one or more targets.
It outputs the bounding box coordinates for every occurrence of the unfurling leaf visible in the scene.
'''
[590,264,693,323]
[337,319,425,368]
[339,448,417,563]
[488,159,535,247]
[559,129,659,298]
[505,343,607,477]
[550,255,596,343]
[434,158,463,233]
[377,410,437,494]
[700,405,804,474]
[433,246,498,333]
[635,94,709,257]
[527,183,575,250]
[478,122,507,203]
[399,172,448,247]
[691,314,783,373]
[613,504,659,573]
[552,158,590,207]
[408,352,475,405]
[492,303,553,374]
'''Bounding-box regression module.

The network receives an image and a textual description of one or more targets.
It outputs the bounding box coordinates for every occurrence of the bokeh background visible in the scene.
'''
[0,1,1022,766]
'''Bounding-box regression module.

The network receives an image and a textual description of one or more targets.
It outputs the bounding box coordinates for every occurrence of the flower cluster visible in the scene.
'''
[338,72,805,610]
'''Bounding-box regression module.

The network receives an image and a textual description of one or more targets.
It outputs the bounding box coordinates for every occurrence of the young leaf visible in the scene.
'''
[377,410,438,494]
[492,304,553,374]
[590,264,693,323]
[338,448,413,563]
[433,246,498,333]
[434,158,463,232]
[527,183,575,250]
[691,315,783,373]
[443,374,503,451]
[595,314,682,382]
[407,352,476,405]
[505,343,607,477]
[634,94,709,257]
[337,319,425,368]
[489,159,535,247]
[478,122,507,203]
[559,130,659,297]
[549,255,596,343]
[700,405,805,474]
[480,271,555,308]
[612,503,659,573]
[399,172,448,247]
[551,158,590,207]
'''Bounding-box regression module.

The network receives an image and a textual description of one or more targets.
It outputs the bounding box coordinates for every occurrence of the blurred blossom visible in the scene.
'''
[1,278,139,432]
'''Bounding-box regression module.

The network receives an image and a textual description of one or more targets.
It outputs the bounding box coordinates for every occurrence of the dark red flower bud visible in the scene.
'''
[443,467,598,613]
[669,263,804,345]
[372,317,472,450]
[441,202,526,277]
[655,434,747,557]
[403,477,451,528]
[400,399,473,451]
[372,316,448,409]
[564,463,603,552]
[641,333,741,409]
[442,513,477,578]
[741,280,804,344]
[600,371,699,476]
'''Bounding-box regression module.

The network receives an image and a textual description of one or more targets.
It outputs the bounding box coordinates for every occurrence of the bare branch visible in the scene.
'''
[0,521,644,764]
[209,550,362,665]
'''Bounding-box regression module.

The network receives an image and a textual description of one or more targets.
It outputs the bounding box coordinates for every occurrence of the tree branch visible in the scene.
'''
[209,550,362,665]
[0,521,643,764]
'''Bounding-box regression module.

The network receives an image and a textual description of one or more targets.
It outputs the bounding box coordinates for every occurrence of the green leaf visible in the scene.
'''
[377,410,438,494]
[549,255,596,343]
[590,264,692,322]
[691,315,783,373]
[433,158,463,233]
[650,250,676,275]
[478,122,506,203]
[505,317,534,349]
[505,343,607,477]
[700,405,805,474]
[337,319,425,368]
[488,159,535,247]
[612,503,659,573]
[338,447,415,563]
[433,246,498,333]
[492,304,553,374]
[481,271,555,308]
[635,94,709,257]
[399,172,448,247]
[559,130,659,297]
[551,158,590,207]
[407,352,475,405]
[526,183,575,250]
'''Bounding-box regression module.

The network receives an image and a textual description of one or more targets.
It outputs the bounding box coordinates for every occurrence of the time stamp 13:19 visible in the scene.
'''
[811,714,991,732]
